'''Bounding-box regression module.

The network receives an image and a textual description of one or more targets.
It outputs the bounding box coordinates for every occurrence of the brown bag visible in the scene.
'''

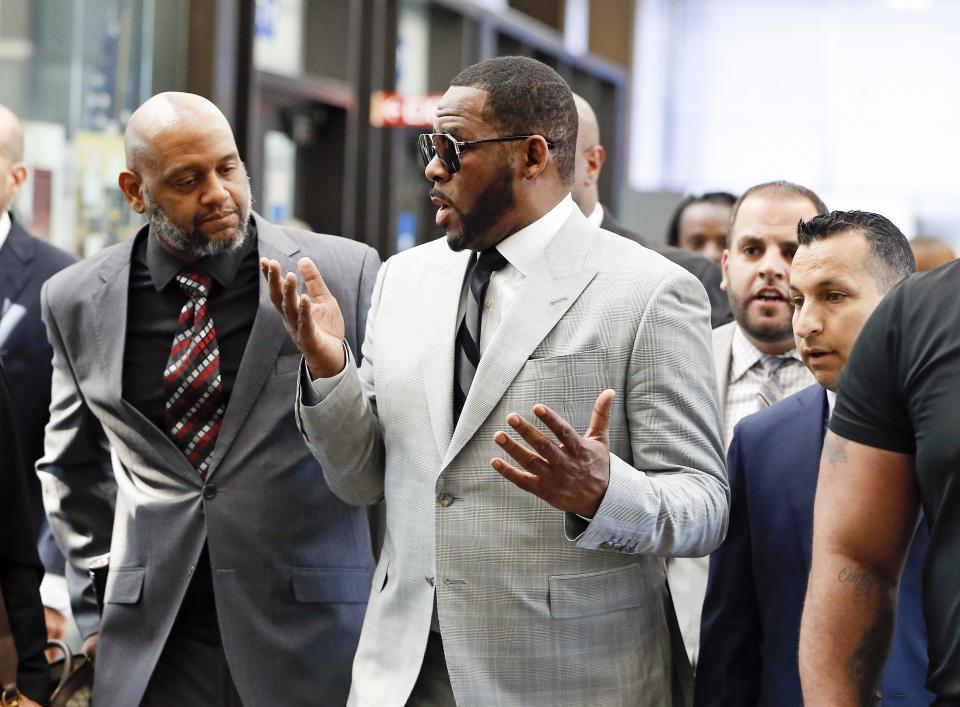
[46,640,93,707]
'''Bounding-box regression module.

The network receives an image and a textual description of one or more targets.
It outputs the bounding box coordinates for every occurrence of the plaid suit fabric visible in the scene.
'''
[298,211,728,706]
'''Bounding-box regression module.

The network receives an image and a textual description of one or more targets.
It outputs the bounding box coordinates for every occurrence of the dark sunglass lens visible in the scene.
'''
[431,134,459,172]
[418,135,434,167]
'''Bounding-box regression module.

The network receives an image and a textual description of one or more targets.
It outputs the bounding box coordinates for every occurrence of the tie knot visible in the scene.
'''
[175,271,212,301]
[476,248,509,276]
[760,354,788,374]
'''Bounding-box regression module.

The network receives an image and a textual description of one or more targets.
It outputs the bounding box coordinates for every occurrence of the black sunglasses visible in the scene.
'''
[417,132,556,174]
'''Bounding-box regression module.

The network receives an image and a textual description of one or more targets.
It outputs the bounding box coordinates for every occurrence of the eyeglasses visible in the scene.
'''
[417,132,556,174]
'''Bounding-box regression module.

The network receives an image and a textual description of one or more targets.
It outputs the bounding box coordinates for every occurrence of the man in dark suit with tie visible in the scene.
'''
[0,103,77,648]
[696,210,929,705]
[569,93,732,328]
[37,92,379,706]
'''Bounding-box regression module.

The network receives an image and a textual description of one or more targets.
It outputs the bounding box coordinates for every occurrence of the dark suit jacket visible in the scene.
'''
[0,215,75,574]
[696,384,931,706]
[601,210,732,328]
[0,361,50,704]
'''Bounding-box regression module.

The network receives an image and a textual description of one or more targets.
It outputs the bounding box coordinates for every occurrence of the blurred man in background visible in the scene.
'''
[669,180,825,667]
[666,192,737,263]
[570,94,731,328]
[909,234,955,272]
[697,210,929,706]
[0,103,77,653]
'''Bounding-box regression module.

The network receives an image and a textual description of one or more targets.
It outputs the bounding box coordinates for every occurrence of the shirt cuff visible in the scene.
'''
[303,342,349,402]
[39,572,72,616]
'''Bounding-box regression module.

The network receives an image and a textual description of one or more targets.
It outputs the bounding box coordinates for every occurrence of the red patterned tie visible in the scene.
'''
[163,271,225,479]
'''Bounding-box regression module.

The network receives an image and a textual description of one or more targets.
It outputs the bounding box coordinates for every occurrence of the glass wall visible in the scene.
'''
[0,0,174,255]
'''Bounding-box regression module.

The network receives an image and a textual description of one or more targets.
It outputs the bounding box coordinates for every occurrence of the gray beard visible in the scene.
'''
[143,182,252,259]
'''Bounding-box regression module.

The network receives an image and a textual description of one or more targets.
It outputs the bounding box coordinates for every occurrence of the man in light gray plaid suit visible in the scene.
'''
[264,57,728,706]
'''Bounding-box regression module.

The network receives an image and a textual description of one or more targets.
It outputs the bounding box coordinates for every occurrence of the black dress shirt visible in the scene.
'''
[121,224,260,634]
[122,224,260,434]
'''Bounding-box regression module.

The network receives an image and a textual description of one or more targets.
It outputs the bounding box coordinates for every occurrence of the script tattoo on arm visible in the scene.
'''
[837,566,877,597]
[824,433,849,466]
[846,607,894,705]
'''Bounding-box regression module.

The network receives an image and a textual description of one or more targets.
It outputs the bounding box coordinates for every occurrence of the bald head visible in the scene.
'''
[124,92,234,174]
[0,105,24,164]
[571,93,606,216]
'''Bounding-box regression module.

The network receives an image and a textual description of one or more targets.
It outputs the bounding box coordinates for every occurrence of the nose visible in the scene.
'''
[793,300,822,340]
[199,172,231,205]
[702,241,724,263]
[424,153,450,183]
[757,248,788,283]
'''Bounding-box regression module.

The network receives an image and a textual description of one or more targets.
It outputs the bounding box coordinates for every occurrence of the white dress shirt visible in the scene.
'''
[585,202,604,228]
[722,325,815,448]
[827,388,837,416]
[0,211,11,252]
[311,195,575,397]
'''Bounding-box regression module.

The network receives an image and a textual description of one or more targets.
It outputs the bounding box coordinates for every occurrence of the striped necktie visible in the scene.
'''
[163,270,225,479]
[756,354,789,409]
[453,248,509,424]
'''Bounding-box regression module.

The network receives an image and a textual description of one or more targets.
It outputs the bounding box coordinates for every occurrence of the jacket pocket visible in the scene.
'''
[104,567,145,605]
[548,564,650,619]
[290,567,371,604]
[514,349,606,384]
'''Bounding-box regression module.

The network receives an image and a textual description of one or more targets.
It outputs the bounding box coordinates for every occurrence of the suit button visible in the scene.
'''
[202,485,217,500]
[437,494,454,507]
[600,541,612,549]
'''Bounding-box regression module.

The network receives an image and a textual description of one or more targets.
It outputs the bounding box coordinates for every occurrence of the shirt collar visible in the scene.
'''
[826,388,837,416]
[0,211,11,252]
[585,202,604,228]
[730,324,803,382]
[145,219,258,292]
[495,193,574,277]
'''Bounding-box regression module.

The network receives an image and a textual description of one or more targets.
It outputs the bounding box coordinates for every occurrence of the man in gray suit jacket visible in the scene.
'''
[37,93,379,706]
[265,58,727,706]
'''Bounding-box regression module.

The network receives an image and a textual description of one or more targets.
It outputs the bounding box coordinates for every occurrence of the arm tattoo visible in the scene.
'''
[838,566,877,598]
[845,607,894,706]
[824,434,849,466]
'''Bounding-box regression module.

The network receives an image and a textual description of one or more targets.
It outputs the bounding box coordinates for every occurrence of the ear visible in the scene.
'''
[584,145,605,187]
[521,136,551,180]
[118,170,146,214]
[720,249,730,291]
[7,162,28,195]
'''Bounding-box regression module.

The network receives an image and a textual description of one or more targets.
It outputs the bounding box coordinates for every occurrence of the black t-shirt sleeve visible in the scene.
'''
[829,286,916,454]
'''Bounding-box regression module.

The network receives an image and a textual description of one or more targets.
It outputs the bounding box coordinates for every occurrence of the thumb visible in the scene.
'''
[584,389,615,443]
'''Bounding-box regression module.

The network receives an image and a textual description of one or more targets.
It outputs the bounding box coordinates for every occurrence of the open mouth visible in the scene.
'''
[753,288,787,304]
[430,192,454,226]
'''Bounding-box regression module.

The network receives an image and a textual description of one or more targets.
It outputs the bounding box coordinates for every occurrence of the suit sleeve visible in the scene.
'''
[569,268,729,557]
[694,427,762,707]
[296,258,389,506]
[35,282,116,640]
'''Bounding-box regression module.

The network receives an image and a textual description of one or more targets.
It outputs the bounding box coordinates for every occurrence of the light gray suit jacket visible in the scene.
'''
[666,320,737,668]
[37,215,380,706]
[298,209,729,706]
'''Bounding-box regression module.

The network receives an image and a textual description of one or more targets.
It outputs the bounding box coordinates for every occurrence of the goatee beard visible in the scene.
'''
[144,181,252,259]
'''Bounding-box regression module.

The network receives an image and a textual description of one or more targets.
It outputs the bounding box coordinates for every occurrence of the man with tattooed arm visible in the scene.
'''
[799,242,960,702]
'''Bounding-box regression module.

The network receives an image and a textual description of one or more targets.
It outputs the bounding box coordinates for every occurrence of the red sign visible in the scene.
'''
[370,92,442,128]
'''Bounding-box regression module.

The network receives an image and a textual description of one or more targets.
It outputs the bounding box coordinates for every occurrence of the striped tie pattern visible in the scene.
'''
[756,354,788,409]
[163,271,225,479]
[453,248,509,424]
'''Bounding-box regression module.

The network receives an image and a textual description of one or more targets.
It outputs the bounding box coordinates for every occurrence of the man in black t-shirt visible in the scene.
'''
[800,258,960,705]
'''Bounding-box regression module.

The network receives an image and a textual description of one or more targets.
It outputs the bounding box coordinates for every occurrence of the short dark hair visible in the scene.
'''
[666,191,737,246]
[450,57,578,185]
[797,210,916,290]
[729,181,828,236]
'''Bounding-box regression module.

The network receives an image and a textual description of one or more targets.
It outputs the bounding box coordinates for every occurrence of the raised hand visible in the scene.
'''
[491,389,615,518]
[261,257,346,378]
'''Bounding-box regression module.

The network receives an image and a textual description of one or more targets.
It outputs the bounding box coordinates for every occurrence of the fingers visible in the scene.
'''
[584,389,616,441]
[260,258,285,312]
[491,457,542,494]
[494,430,549,475]
[531,404,582,453]
[299,257,333,300]
[506,412,563,463]
[281,270,301,330]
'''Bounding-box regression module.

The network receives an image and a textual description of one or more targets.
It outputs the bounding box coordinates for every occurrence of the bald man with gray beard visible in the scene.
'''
[37,93,380,706]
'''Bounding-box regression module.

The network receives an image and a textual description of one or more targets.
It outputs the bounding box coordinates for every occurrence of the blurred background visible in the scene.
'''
[1,0,957,259]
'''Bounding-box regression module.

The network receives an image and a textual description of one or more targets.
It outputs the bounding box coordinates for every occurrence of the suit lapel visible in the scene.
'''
[784,385,829,573]
[0,219,34,304]
[420,247,472,461]
[91,232,200,484]
[204,215,298,479]
[442,214,599,469]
